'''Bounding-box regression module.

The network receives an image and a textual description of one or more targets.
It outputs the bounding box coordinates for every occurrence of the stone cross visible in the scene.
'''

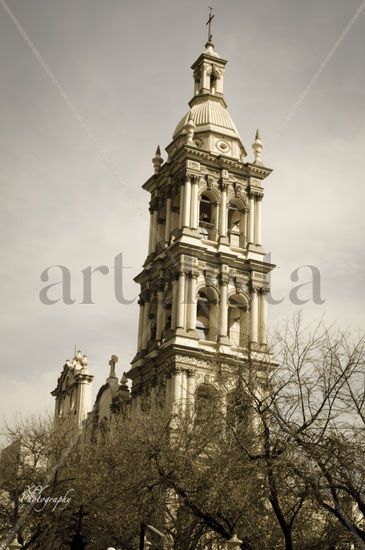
[109,354,118,378]
[206,7,215,42]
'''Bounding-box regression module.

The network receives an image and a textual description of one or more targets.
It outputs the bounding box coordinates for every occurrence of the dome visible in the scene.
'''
[173,98,241,140]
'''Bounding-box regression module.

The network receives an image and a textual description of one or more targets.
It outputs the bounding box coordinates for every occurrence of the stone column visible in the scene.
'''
[174,369,183,403]
[171,275,178,330]
[190,177,199,230]
[201,63,209,91]
[180,369,187,411]
[248,194,255,244]
[183,176,191,228]
[141,294,151,350]
[176,271,186,329]
[137,298,145,352]
[75,371,93,427]
[186,369,195,413]
[254,195,262,245]
[148,205,154,254]
[241,209,248,247]
[259,288,267,345]
[165,376,172,408]
[187,271,198,332]
[156,282,165,342]
[151,209,158,252]
[218,276,228,340]
[178,182,185,228]
[218,183,228,238]
[164,193,172,244]
[250,287,258,344]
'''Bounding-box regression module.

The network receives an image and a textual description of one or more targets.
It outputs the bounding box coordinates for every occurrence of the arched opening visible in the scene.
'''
[148,298,158,345]
[170,193,180,234]
[226,388,252,438]
[210,73,217,94]
[228,293,249,347]
[156,204,166,252]
[199,193,217,240]
[162,282,173,335]
[196,287,218,341]
[195,383,219,424]
[196,318,209,340]
[228,199,246,248]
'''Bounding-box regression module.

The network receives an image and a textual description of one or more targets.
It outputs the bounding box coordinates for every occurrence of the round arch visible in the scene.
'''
[198,186,221,205]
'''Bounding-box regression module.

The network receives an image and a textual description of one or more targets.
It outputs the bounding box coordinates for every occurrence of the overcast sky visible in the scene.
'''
[0,0,364,420]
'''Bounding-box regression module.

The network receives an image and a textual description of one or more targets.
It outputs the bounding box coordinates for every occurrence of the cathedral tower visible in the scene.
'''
[126,35,274,411]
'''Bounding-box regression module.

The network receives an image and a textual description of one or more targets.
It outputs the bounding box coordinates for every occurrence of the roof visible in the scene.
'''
[173,97,241,140]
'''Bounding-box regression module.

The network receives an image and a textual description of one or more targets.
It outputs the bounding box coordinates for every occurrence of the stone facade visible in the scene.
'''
[52,38,274,425]
[51,350,93,426]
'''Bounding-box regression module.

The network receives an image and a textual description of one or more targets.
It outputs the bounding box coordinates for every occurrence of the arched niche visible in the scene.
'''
[227,197,247,248]
[196,285,219,341]
[198,189,219,241]
[195,383,219,424]
[228,292,249,348]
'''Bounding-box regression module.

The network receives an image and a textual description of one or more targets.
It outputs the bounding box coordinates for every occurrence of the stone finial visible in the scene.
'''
[226,534,243,549]
[120,372,128,388]
[252,129,263,165]
[118,372,130,402]
[152,146,163,173]
[185,116,196,145]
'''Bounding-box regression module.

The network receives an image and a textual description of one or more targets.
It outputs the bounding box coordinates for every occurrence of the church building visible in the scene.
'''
[52,30,274,425]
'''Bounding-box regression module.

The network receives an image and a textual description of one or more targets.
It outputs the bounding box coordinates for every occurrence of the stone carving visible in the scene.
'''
[187,160,201,171]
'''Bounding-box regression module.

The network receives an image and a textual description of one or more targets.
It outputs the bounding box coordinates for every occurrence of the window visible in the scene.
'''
[196,291,210,340]
[199,194,215,240]
[228,199,246,248]
[228,208,241,247]
[196,318,209,340]
[228,294,248,347]
[196,287,218,341]
[195,384,219,424]
[210,74,217,94]
[150,316,157,341]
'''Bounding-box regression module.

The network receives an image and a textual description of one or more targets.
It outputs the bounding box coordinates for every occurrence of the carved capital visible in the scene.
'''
[259,286,270,296]
[140,288,151,302]
[204,269,215,287]
[219,273,229,285]
[205,175,214,189]
[188,269,199,279]
[233,181,243,197]
[219,179,229,192]
[248,187,264,201]
[149,197,158,211]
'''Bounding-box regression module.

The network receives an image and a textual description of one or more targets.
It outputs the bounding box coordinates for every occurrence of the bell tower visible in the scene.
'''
[126,34,275,412]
